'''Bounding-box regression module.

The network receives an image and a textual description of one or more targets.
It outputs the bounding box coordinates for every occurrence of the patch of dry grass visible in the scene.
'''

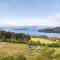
[0,42,38,60]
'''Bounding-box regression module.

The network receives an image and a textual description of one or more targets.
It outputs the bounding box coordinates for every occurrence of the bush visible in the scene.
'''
[48,43,60,47]
[0,55,26,60]
[0,56,15,60]
[16,55,26,60]
[37,46,55,60]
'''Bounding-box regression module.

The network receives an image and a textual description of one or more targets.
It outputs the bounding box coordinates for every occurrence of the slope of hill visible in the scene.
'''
[38,27,60,33]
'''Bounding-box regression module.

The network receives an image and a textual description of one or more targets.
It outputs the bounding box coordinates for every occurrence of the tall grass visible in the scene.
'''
[0,54,26,60]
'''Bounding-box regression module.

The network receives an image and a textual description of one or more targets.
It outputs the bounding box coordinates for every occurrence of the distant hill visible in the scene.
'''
[0,25,53,30]
[38,27,60,33]
[0,25,60,33]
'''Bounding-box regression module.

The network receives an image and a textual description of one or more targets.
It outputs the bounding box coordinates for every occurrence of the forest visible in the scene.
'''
[0,31,31,44]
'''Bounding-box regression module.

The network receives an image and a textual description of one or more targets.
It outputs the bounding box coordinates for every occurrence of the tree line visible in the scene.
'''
[0,31,31,44]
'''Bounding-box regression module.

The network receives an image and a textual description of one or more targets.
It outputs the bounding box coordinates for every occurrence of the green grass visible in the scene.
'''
[31,37,60,54]
[0,37,60,60]
[0,42,28,56]
[0,42,38,60]
[53,48,60,54]
[31,38,53,44]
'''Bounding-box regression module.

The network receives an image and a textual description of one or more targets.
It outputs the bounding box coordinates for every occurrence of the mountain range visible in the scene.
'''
[0,25,56,30]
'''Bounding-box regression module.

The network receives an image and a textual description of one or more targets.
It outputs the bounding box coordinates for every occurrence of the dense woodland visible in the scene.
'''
[0,31,31,44]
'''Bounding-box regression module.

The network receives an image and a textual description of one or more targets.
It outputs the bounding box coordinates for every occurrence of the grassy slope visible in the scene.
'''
[31,38,54,44]
[0,42,38,60]
[0,38,60,60]
[0,42,27,56]
[31,38,60,54]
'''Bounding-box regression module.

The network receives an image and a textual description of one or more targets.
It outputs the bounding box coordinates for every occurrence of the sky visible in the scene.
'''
[0,0,60,26]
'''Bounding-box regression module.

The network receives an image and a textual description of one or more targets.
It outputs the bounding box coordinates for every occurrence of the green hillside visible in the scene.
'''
[38,27,60,33]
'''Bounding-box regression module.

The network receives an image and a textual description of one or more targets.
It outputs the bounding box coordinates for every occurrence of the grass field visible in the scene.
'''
[0,42,28,57]
[53,48,60,54]
[0,42,38,60]
[0,38,60,60]
[0,42,60,58]
[31,38,59,44]
[31,38,60,54]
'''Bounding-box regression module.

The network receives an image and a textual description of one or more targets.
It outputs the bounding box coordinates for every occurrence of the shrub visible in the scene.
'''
[37,46,55,60]
[0,55,26,60]
[0,56,15,60]
[16,55,26,60]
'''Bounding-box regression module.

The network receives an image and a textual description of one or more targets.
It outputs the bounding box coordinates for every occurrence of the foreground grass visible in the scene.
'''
[0,42,38,60]
[53,48,60,54]
[0,40,60,60]
[0,42,27,56]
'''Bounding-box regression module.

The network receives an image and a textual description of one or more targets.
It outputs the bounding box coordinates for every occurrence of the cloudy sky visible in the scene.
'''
[0,0,60,26]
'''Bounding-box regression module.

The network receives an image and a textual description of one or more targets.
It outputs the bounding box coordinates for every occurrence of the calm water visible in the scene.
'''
[3,29,60,38]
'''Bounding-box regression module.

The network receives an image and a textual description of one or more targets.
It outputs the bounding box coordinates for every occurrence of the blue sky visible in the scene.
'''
[0,0,60,26]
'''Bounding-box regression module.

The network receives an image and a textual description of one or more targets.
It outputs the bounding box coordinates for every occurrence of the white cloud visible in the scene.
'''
[0,18,45,26]
[0,19,17,25]
[45,13,60,26]
[0,13,60,26]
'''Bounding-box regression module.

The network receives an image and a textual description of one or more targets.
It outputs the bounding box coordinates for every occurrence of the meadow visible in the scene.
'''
[0,42,41,60]
[0,31,60,60]
[0,37,60,60]
[31,37,60,53]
